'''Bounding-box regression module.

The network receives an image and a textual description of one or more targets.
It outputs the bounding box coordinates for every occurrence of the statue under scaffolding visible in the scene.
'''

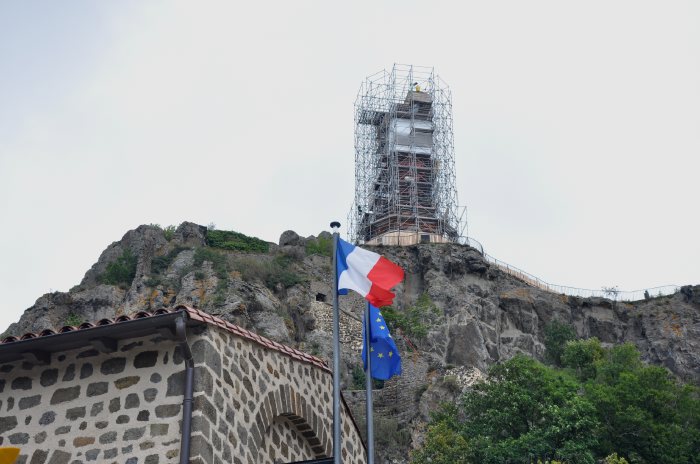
[348,64,466,246]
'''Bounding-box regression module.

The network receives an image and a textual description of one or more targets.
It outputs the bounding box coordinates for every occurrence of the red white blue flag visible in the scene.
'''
[336,238,404,307]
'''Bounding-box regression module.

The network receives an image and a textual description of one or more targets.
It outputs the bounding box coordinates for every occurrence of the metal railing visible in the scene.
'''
[455,236,680,302]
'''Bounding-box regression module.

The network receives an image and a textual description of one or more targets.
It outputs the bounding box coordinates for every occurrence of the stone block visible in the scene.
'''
[40,368,58,387]
[50,386,81,405]
[135,351,159,368]
[0,416,18,433]
[72,436,95,447]
[9,432,29,444]
[143,388,157,402]
[11,377,32,390]
[125,393,140,409]
[115,376,140,390]
[155,404,181,418]
[47,450,71,464]
[80,363,93,379]
[122,427,146,441]
[29,449,48,464]
[86,382,108,397]
[100,358,126,375]
[99,431,117,444]
[150,423,169,437]
[66,406,86,421]
[19,395,41,410]
[39,411,55,425]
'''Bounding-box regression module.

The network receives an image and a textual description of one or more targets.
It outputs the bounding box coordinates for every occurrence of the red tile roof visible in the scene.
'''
[1,305,330,373]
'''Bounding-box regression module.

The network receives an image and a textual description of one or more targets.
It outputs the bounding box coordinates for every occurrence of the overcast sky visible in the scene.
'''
[1,1,698,333]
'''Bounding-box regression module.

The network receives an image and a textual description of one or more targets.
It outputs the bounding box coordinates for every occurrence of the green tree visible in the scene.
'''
[413,344,700,464]
[411,405,470,464]
[585,344,700,463]
[413,356,599,464]
[603,453,629,464]
[561,337,605,381]
[543,320,577,366]
[99,249,137,287]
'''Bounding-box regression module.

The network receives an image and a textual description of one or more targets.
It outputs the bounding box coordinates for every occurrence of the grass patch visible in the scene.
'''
[65,313,83,327]
[305,235,332,257]
[232,254,304,291]
[143,276,163,288]
[194,248,230,306]
[206,229,269,253]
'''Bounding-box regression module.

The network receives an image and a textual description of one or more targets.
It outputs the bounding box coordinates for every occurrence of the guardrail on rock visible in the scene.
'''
[455,236,679,302]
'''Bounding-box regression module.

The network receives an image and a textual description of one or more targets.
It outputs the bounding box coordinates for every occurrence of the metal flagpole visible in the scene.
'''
[330,221,342,464]
[364,301,375,464]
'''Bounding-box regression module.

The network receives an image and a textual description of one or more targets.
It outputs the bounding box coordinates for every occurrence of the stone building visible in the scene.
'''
[0,306,366,464]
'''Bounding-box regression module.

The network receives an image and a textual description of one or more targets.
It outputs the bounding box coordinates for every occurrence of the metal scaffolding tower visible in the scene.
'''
[348,64,466,246]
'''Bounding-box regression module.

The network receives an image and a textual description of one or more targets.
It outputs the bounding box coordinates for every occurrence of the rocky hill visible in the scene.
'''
[6,222,700,462]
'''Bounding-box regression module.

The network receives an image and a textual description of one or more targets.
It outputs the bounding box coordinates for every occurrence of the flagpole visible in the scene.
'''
[330,221,342,464]
[364,301,375,464]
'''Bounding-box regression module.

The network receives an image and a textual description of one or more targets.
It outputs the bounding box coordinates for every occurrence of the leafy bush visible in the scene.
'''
[543,320,577,366]
[264,255,304,289]
[163,224,176,241]
[206,229,269,253]
[382,293,441,340]
[604,454,629,464]
[65,313,83,327]
[374,417,411,452]
[305,235,332,256]
[194,248,228,279]
[561,337,605,380]
[352,364,366,390]
[151,246,187,274]
[99,249,137,287]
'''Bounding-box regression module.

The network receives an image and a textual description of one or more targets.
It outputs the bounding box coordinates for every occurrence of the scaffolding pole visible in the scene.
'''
[348,64,465,246]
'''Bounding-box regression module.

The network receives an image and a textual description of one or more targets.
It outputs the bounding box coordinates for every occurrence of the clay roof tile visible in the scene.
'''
[1,305,330,373]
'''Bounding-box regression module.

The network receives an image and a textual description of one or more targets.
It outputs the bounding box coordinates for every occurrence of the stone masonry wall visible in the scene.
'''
[310,301,363,352]
[0,335,183,464]
[188,326,367,464]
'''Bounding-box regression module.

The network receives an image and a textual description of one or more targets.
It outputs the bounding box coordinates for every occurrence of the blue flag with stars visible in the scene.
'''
[362,304,402,380]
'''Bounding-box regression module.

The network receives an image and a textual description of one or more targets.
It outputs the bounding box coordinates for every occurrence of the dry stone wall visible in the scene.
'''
[0,335,183,464]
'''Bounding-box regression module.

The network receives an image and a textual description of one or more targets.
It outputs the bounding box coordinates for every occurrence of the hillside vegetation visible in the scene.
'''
[5,222,699,463]
[413,334,700,464]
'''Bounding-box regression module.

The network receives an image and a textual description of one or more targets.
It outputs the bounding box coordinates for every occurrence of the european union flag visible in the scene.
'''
[362,304,402,380]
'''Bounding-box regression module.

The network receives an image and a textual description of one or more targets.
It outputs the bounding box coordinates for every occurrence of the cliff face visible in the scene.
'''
[6,222,700,462]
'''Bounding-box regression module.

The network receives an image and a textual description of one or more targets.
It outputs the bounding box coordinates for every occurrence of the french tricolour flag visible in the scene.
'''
[336,238,404,307]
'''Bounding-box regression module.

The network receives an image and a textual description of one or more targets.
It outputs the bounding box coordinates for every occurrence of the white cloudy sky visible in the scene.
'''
[1,1,698,332]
